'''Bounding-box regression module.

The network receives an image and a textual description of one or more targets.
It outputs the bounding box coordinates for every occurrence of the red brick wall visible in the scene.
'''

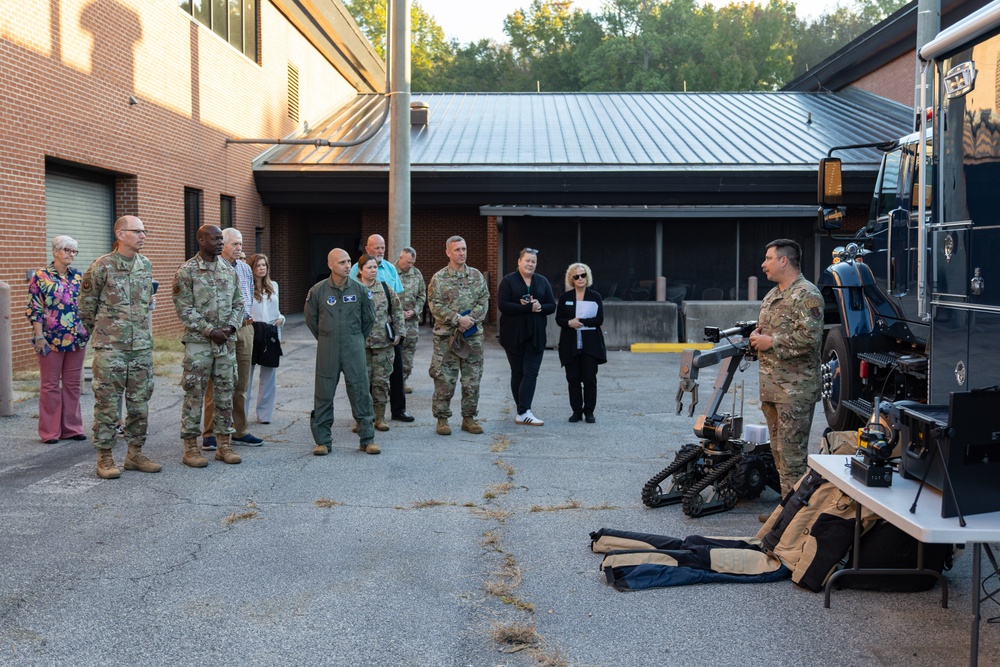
[271,207,497,321]
[1,0,359,371]
[852,52,917,107]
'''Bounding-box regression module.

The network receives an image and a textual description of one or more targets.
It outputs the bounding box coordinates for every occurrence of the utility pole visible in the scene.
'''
[914,0,940,124]
[388,0,411,259]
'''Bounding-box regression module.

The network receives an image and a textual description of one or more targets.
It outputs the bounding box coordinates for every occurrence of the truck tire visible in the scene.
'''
[822,327,862,431]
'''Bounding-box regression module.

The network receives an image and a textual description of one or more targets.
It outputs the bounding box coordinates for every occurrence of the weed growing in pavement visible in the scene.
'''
[494,458,515,478]
[490,434,510,452]
[482,530,501,550]
[490,621,539,649]
[223,510,258,525]
[412,498,456,508]
[315,498,340,508]
[474,506,512,522]
[529,500,582,512]
[483,482,514,499]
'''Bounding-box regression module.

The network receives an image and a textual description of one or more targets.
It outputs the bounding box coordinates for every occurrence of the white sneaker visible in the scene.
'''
[515,411,544,426]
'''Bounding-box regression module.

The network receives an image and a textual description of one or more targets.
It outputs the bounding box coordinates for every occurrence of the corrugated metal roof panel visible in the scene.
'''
[254,92,912,171]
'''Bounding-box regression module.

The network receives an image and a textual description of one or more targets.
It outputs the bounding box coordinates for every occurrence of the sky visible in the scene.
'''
[415,0,842,44]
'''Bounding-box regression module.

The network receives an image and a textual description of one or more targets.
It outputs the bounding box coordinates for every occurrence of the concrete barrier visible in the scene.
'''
[544,301,678,350]
[681,300,762,343]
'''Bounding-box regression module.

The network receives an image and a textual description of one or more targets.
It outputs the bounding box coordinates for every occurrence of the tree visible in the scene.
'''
[343,0,454,91]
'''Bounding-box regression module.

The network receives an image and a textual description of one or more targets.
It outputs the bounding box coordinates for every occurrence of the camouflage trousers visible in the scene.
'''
[91,348,154,450]
[761,399,817,494]
[428,333,483,419]
[400,329,418,383]
[365,345,394,417]
[180,341,236,439]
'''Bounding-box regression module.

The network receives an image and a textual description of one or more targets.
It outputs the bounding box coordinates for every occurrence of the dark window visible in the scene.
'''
[180,0,256,61]
[185,188,203,259]
[255,228,262,254]
[220,195,234,229]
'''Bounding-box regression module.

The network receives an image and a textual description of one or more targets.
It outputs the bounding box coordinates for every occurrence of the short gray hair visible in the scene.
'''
[446,235,465,250]
[52,235,78,254]
[401,246,416,258]
[222,227,243,243]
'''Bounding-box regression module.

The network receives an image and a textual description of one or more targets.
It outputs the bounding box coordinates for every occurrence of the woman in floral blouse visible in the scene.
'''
[25,235,90,444]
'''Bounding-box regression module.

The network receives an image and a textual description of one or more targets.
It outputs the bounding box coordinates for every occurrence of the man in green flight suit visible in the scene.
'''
[305,248,381,456]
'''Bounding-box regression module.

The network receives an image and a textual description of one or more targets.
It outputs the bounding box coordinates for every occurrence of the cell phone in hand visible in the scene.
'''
[39,343,51,357]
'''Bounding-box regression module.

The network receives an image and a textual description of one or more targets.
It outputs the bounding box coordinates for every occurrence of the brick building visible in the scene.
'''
[0,0,381,371]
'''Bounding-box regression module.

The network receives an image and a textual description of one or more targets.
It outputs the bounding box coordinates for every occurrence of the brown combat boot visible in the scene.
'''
[215,435,242,464]
[461,417,483,434]
[359,442,381,455]
[436,418,451,436]
[123,444,162,473]
[182,437,208,468]
[96,449,121,479]
[374,407,390,432]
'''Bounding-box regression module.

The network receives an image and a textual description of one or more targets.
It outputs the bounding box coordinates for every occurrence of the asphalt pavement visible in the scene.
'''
[1,315,997,666]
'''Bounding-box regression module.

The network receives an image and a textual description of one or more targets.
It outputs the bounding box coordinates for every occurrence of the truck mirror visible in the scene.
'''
[818,206,845,232]
[818,157,843,206]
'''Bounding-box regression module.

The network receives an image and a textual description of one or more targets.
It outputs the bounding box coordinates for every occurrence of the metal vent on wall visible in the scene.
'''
[287,63,299,123]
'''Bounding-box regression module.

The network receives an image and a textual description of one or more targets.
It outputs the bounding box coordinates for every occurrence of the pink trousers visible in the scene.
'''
[37,348,86,442]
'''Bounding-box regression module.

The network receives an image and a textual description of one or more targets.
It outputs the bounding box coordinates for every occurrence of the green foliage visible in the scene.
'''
[344,0,455,90]
[344,0,909,93]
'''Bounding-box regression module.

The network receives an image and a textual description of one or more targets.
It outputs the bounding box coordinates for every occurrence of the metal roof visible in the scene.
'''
[254,91,912,173]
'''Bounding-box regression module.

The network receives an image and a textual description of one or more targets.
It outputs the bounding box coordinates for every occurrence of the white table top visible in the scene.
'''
[808,454,1000,544]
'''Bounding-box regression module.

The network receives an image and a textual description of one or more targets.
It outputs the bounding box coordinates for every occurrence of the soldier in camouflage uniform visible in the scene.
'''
[304,248,381,455]
[78,216,161,479]
[396,246,426,393]
[172,225,245,468]
[355,254,405,431]
[749,239,823,498]
[427,236,490,436]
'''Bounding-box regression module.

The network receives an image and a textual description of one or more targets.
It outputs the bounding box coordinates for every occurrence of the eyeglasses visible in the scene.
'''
[573,273,587,280]
[121,229,147,235]
[61,249,79,255]
[521,248,539,255]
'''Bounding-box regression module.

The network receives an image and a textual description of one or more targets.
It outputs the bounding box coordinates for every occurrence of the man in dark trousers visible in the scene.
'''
[305,248,381,455]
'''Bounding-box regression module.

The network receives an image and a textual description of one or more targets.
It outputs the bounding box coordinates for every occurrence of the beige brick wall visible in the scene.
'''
[852,51,917,107]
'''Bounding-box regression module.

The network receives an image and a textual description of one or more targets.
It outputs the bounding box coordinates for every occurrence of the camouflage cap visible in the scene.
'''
[450,329,472,359]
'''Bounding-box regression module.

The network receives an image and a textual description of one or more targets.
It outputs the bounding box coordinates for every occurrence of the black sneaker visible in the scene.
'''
[201,436,217,451]
[568,412,583,423]
[584,413,596,424]
[233,433,263,446]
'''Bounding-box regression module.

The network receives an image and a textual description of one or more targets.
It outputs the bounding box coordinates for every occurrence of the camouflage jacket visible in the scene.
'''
[427,265,489,338]
[396,264,426,335]
[78,251,154,351]
[365,280,405,349]
[757,273,823,404]
[172,254,244,343]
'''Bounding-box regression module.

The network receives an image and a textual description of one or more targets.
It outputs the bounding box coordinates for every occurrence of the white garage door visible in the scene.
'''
[45,169,114,273]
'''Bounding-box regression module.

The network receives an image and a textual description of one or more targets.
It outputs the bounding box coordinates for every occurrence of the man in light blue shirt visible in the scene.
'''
[350,234,402,292]
[350,234,413,422]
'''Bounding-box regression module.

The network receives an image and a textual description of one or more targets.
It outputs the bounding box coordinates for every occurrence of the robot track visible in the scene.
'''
[681,455,741,517]
[641,444,704,508]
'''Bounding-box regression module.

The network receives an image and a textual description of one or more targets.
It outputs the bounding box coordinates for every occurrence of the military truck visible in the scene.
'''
[816,0,1000,430]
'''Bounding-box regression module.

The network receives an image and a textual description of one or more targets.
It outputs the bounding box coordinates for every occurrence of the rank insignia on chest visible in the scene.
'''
[343,294,357,303]
[326,296,337,305]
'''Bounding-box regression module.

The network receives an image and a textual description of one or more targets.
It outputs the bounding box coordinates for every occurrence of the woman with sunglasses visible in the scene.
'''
[25,235,91,443]
[498,248,556,426]
[555,263,607,423]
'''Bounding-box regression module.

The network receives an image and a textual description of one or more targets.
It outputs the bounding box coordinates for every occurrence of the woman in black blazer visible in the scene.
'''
[555,262,607,423]
[498,248,556,426]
